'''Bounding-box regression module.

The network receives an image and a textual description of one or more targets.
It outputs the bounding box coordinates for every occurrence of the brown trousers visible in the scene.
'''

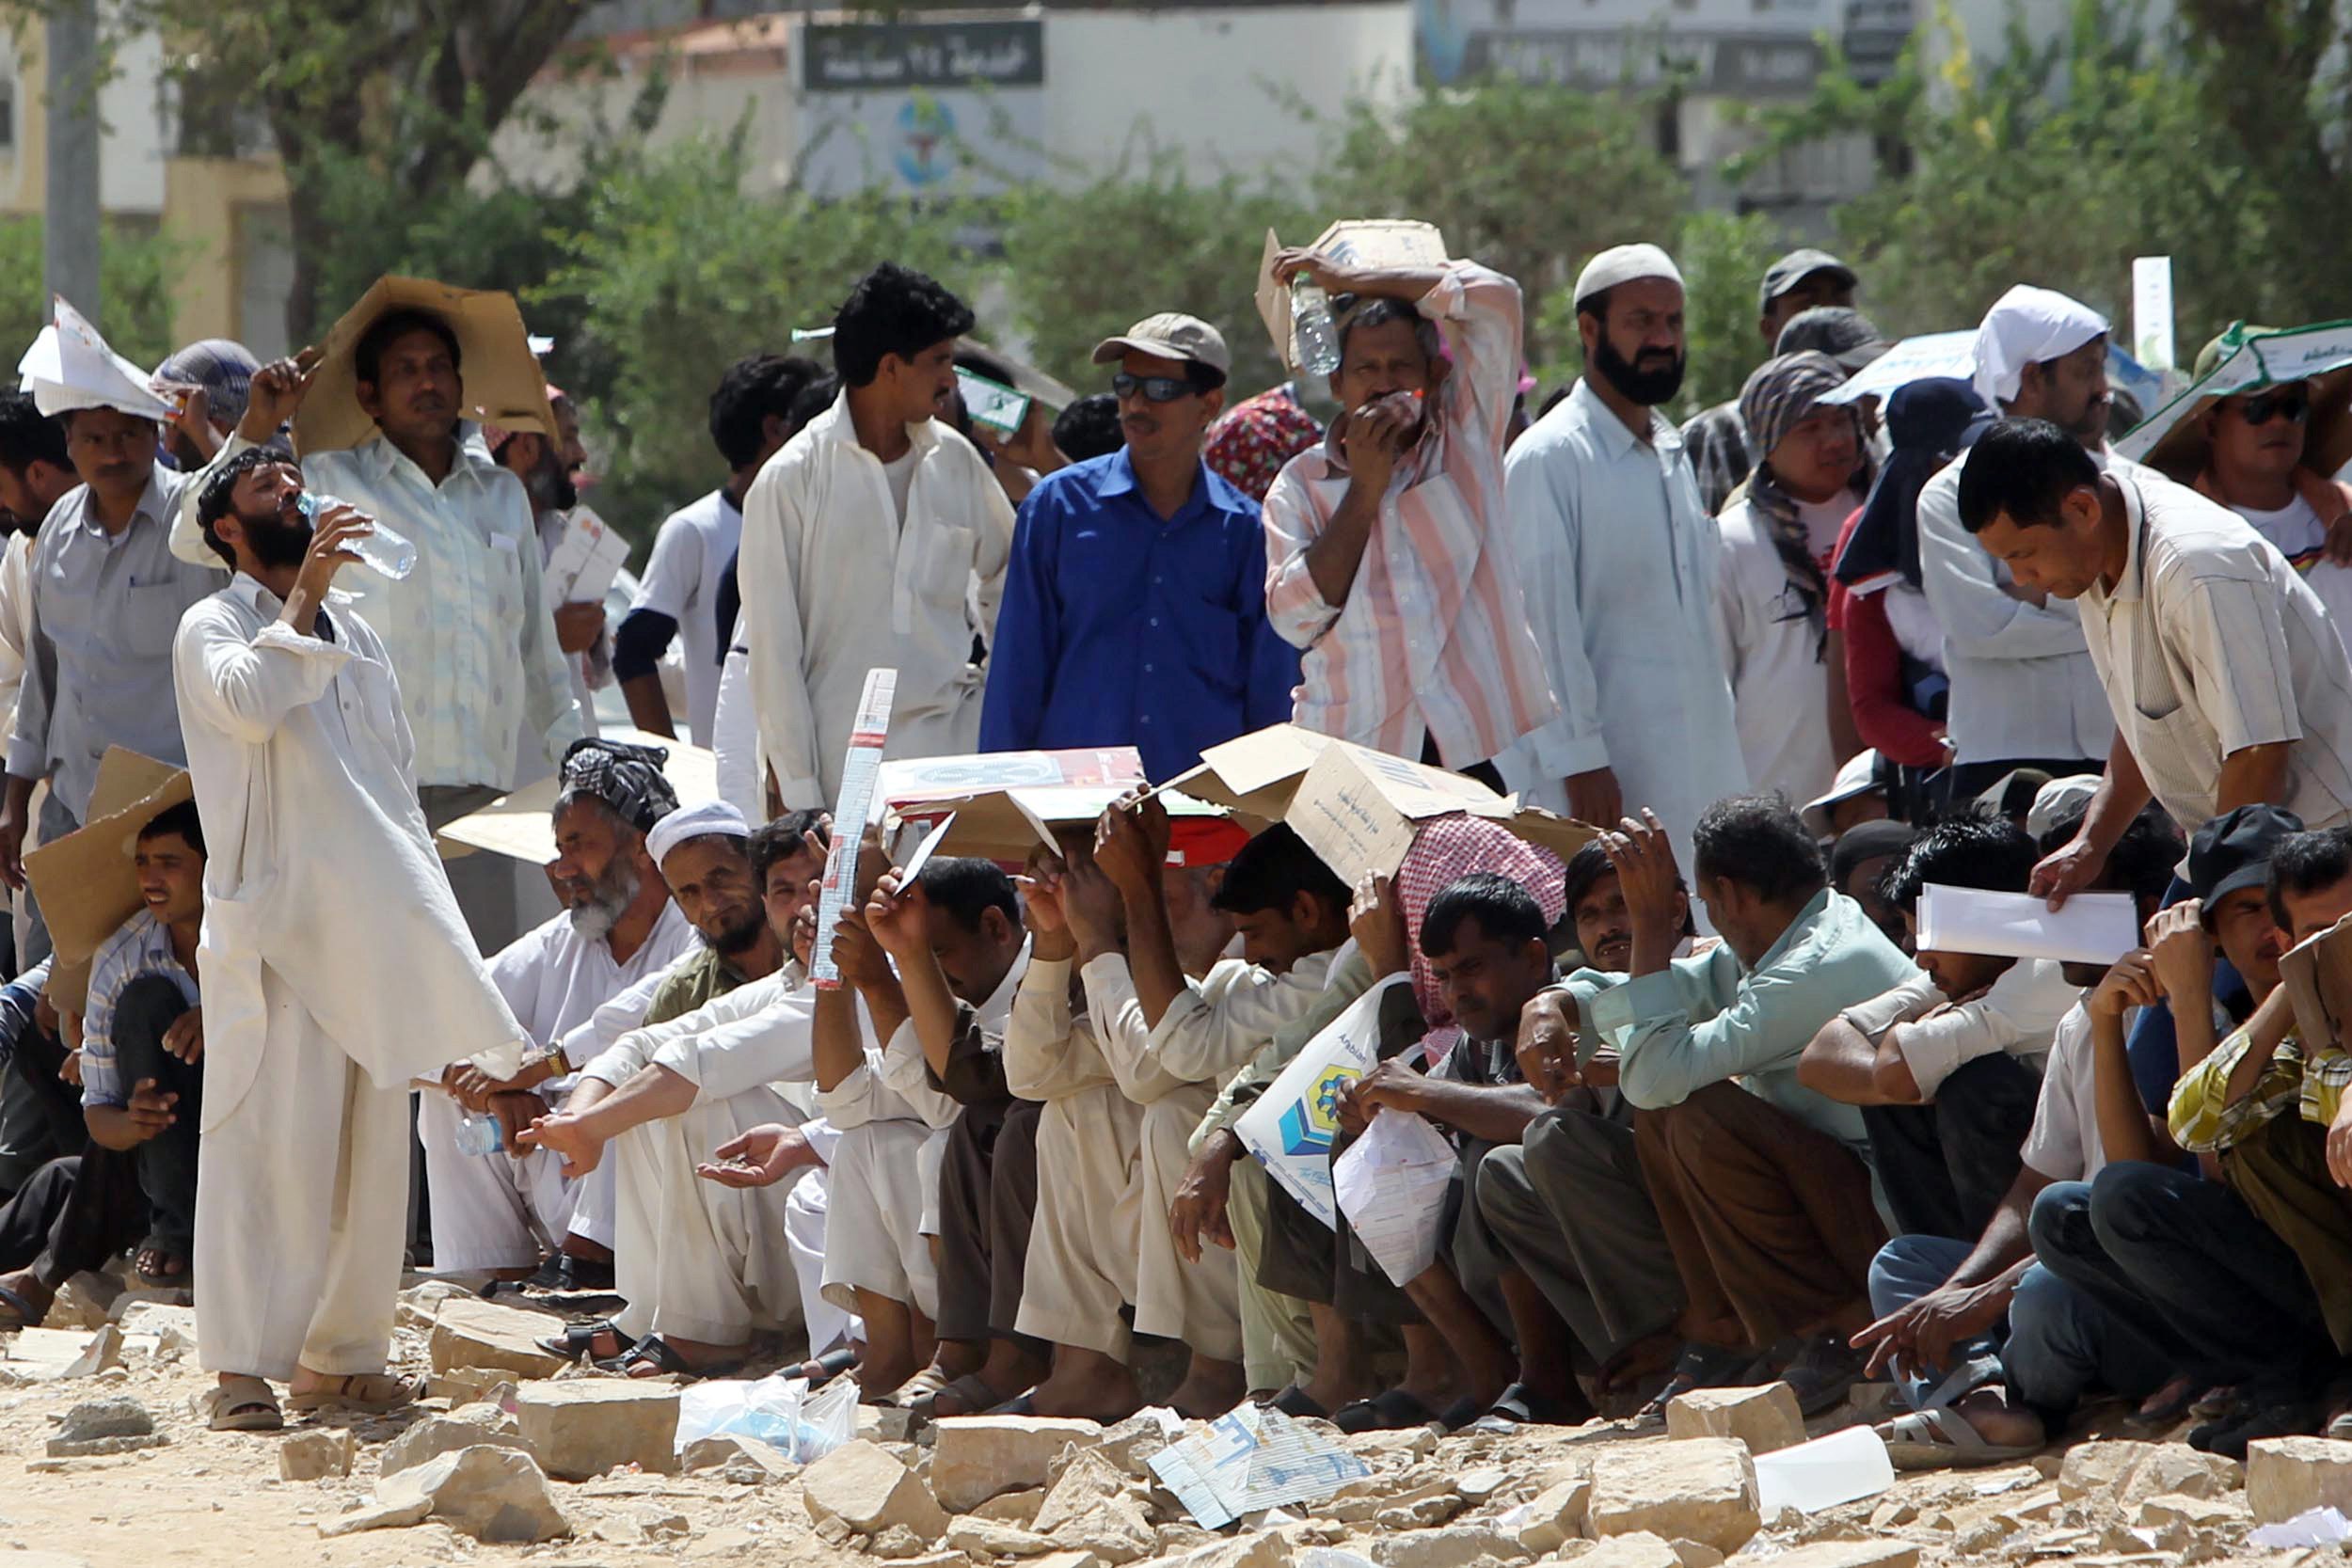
[2222,1111,2352,1355]
[1634,1081,1886,1348]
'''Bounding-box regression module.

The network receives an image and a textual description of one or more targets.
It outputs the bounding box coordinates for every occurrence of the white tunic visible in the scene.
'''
[1498,377,1748,864]
[1713,493,1841,810]
[738,393,1015,810]
[173,576,529,1132]
[629,487,740,744]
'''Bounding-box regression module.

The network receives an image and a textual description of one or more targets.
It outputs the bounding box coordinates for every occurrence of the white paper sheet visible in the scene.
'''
[18,296,172,420]
[1332,1109,1456,1287]
[1914,884,2139,965]
[543,505,632,604]
[1146,1404,1370,1528]
[1233,979,1401,1228]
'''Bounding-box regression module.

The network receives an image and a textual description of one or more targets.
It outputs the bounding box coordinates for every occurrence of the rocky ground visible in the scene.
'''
[1,1275,2347,1568]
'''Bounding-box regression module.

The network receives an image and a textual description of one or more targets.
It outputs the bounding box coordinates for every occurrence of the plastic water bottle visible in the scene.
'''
[298,491,417,581]
[1292,281,1343,375]
[454,1112,505,1157]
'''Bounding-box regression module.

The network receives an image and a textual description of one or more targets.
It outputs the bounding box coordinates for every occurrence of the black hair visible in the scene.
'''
[1052,393,1123,463]
[1562,838,1694,933]
[954,345,1019,385]
[1210,823,1346,918]
[789,372,840,431]
[1955,419,2101,535]
[0,389,71,481]
[1880,815,2037,914]
[831,262,975,388]
[1692,794,1828,906]
[749,810,831,883]
[196,446,297,564]
[2269,824,2352,933]
[918,855,1020,932]
[2054,809,2182,907]
[1575,285,1614,324]
[1333,295,1442,365]
[709,355,822,470]
[354,308,462,388]
[1419,870,1549,958]
[138,798,206,860]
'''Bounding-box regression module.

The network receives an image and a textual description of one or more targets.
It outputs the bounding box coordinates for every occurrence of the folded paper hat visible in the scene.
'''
[18,296,174,421]
[293,277,558,455]
[23,748,195,1011]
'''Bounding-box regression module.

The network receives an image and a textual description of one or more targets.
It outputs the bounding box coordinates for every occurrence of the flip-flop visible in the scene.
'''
[1268,1386,1330,1420]
[912,1372,1009,1421]
[1466,1381,1590,1433]
[286,1372,421,1415]
[1333,1387,1439,1434]
[1881,1406,2043,1470]
[0,1282,49,1329]
[985,1391,1038,1416]
[203,1375,285,1432]
[537,1318,634,1362]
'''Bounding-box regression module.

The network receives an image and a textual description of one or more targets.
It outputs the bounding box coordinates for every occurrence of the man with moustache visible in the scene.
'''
[1500,245,1745,869]
[491,406,612,738]
[980,313,1295,782]
[1259,249,1554,784]
[419,739,699,1282]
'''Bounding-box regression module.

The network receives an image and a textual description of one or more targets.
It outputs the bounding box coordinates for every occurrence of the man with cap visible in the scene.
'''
[524,799,848,1378]
[1914,286,2129,800]
[979,311,1295,782]
[1680,248,1860,516]
[151,338,262,469]
[741,262,1014,815]
[174,445,533,1430]
[1957,420,2352,901]
[420,738,700,1284]
[1500,244,1746,872]
[1,315,226,947]
[1257,247,1555,782]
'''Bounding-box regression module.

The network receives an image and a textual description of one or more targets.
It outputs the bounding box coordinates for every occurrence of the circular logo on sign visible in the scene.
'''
[894,97,957,186]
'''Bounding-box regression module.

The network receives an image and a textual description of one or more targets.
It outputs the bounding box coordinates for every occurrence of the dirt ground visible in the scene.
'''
[0,1276,2332,1568]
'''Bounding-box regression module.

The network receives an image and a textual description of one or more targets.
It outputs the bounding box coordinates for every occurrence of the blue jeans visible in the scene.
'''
[1867,1228,2154,1418]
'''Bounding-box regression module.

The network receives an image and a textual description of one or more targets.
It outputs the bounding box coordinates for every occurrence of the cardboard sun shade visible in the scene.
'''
[1280,737,1596,885]
[294,277,558,456]
[2281,911,2352,1055]
[22,748,193,1012]
[874,746,1226,864]
[1256,220,1449,374]
[1164,723,1334,824]
[435,727,721,866]
[2119,318,2352,483]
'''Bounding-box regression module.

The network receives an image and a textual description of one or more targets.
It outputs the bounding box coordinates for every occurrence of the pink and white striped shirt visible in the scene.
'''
[1260,261,1558,768]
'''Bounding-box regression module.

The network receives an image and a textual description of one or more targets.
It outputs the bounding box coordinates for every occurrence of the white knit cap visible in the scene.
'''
[1573,244,1685,309]
[1971,284,2108,411]
[646,798,751,866]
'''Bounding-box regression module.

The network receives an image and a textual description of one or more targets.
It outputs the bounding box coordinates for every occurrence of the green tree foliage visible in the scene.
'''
[0,218,183,368]
[993,156,1311,401]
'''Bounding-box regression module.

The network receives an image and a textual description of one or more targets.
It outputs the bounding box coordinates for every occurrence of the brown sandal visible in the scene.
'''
[285,1371,420,1414]
[203,1375,284,1432]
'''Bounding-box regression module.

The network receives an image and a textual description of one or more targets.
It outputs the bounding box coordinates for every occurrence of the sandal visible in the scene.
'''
[0,1280,51,1329]
[1332,1387,1439,1434]
[537,1318,634,1362]
[133,1240,192,1291]
[203,1375,285,1432]
[1465,1380,1590,1433]
[1781,1330,1870,1418]
[603,1334,745,1382]
[912,1372,1009,1421]
[1637,1342,1764,1420]
[1267,1386,1330,1420]
[799,1346,857,1389]
[1881,1405,2043,1470]
[286,1372,421,1415]
[881,1365,952,1408]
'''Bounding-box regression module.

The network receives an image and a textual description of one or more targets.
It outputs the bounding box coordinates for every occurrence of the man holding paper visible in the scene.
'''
[1957,419,2352,898]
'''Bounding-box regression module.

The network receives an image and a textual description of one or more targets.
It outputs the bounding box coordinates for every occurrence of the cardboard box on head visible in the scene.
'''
[294,277,557,456]
[23,748,195,1013]
[1255,220,1449,375]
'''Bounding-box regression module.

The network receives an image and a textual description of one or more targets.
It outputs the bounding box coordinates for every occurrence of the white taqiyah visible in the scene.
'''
[1573,244,1685,308]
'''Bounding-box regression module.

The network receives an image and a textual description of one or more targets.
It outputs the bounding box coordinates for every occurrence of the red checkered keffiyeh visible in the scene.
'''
[1395,815,1565,1063]
[1204,384,1324,501]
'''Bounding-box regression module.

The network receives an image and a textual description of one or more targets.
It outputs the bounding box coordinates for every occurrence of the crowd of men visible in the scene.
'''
[1,228,2351,1465]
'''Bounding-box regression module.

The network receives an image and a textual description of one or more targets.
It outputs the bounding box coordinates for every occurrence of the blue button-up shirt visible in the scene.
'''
[978,451,1299,781]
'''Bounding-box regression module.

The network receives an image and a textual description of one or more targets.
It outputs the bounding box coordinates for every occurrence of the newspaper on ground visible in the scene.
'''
[1147,1403,1370,1528]
[1332,1108,1457,1286]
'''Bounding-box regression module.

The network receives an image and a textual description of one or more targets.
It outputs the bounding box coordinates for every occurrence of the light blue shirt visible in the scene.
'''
[81,907,199,1108]
[8,467,225,816]
[1591,888,1918,1152]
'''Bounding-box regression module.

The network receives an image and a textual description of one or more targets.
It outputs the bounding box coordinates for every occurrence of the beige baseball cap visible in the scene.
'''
[1092,312,1231,376]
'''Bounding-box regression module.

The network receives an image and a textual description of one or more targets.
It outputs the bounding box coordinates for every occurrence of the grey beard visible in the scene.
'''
[566,857,641,942]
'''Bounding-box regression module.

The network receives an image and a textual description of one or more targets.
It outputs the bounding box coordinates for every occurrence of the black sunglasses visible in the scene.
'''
[1111,372,1199,404]
[2235,388,2311,426]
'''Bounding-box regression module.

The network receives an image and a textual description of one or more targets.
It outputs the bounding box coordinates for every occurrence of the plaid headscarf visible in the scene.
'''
[1396,816,1567,1063]
[1738,351,1874,655]
[1204,384,1324,501]
[556,737,677,834]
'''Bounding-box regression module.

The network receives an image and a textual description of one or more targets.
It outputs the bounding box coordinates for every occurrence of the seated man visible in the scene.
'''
[859,856,1041,1413]
[78,800,208,1288]
[1594,795,1917,1416]
[524,801,836,1376]
[1829,818,1917,949]
[1800,816,2077,1240]
[1103,805,1349,1417]
[421,740,698,1283]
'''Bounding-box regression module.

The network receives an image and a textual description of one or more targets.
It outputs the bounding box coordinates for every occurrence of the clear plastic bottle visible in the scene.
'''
[454,1112,505,1157]
[1291,281,1343,375]
[297,491,417,580]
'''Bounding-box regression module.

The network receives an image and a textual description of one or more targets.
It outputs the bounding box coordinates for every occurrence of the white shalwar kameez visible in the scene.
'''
[583,964,853,1354]
[175,577,531,1383]
[420,900,699,1272]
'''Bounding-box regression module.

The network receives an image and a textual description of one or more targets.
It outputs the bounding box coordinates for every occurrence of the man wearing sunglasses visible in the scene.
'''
[2185,333,2352,637]
[978,314,1297,782]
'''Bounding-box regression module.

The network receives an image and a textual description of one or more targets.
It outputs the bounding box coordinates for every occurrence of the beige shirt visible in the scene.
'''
[2076,472,2352,832]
